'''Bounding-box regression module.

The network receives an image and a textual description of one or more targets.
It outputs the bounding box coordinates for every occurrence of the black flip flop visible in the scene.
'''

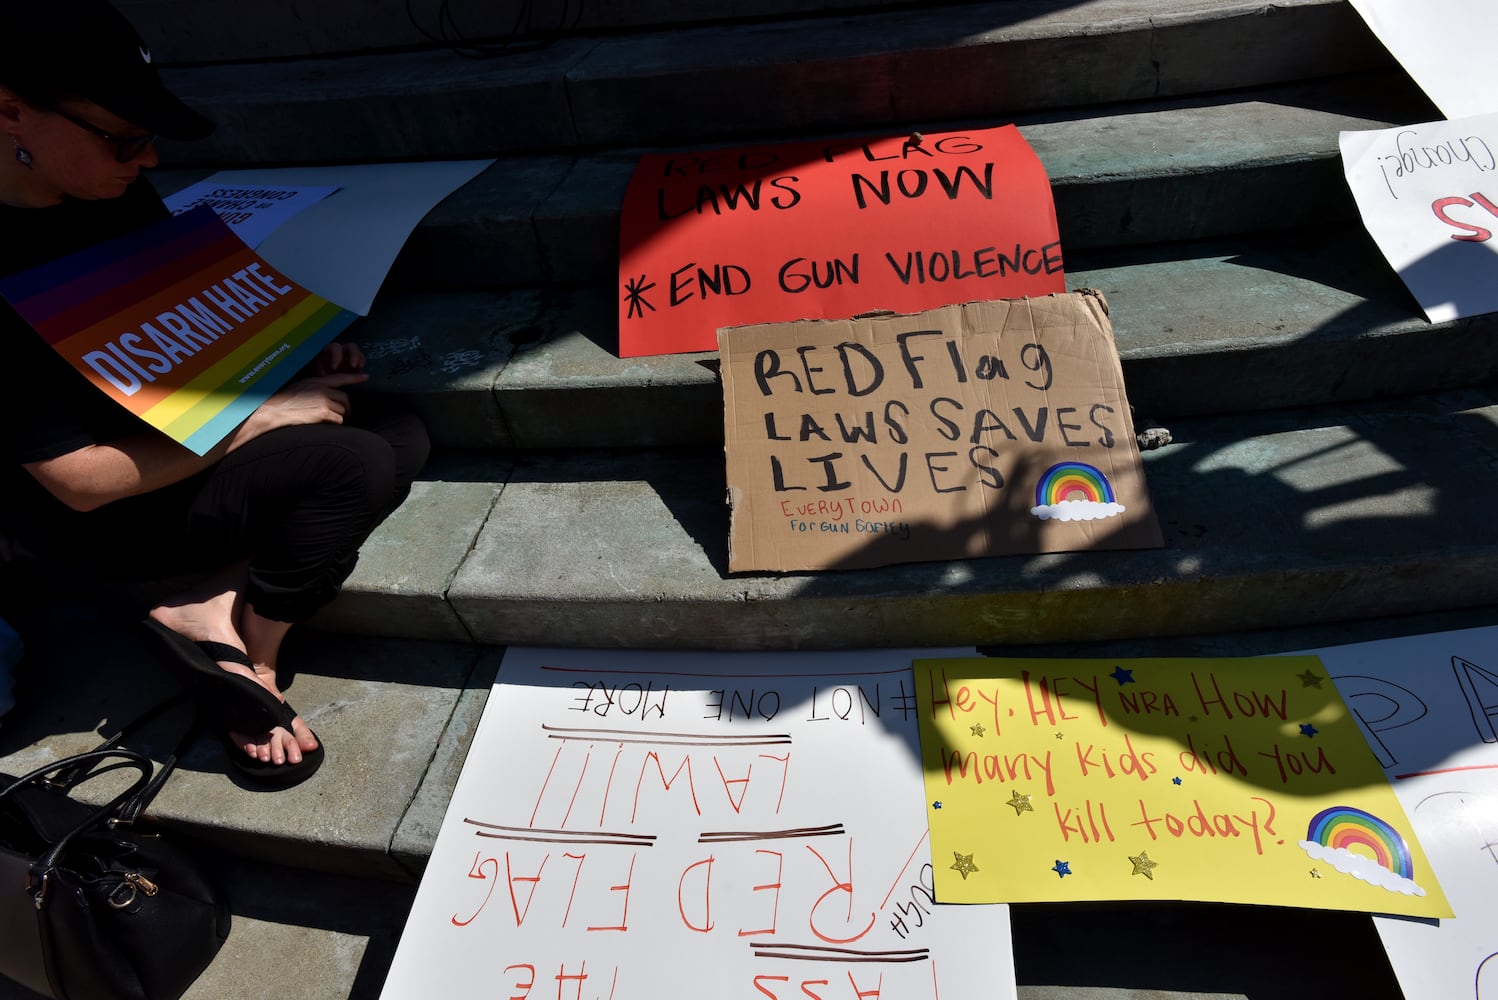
[141,619,325,788]
[222,698,325,789]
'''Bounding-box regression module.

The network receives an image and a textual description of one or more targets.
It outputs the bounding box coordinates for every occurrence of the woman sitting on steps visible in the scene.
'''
[0,0,429,787]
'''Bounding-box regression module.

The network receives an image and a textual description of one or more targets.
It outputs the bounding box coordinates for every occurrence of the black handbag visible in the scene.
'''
[0,699,231,1000]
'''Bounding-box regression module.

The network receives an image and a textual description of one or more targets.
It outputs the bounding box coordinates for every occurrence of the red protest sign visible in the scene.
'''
[617,125,1064,358]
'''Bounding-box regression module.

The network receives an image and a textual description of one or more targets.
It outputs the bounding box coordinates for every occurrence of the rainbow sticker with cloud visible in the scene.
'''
[1030,462,1127,522]
[1298,805,1425,896]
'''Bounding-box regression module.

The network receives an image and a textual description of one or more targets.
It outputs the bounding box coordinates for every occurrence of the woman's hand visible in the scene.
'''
[229,372,369,449]
[312,342,366,376]
[24,368,372,512]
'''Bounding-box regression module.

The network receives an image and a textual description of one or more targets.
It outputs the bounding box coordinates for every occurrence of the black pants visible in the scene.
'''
[23,408,429,623]
[182,408,430,621]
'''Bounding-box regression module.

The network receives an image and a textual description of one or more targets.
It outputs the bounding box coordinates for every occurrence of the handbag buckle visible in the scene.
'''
[107,872,159,909]
[31,872,48,911]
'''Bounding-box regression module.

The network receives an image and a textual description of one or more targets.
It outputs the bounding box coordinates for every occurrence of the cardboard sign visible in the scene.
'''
[1301,626,1498,1000]
[1341,114,1498,323]
[719,292,1161,573]
[1347,0,1498,120]
[618,125,1064,358]
[0,207,354,455]
[380,647,1016,1000]
[163,182,340,248]
[912,654,1452,918]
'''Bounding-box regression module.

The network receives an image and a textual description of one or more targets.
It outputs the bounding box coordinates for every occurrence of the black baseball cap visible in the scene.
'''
[3,0,214,140]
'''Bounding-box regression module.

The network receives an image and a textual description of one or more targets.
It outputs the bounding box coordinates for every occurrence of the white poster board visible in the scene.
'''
[381,647,1016,1000]
[1303,625,1498,1000]
[1340,114,1498,323]
[172,160,493,315]
[162,182,339,249]
[1347,0,1498,120]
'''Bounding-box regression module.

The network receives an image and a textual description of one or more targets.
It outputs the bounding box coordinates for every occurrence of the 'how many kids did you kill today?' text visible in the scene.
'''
[914,655,1452,917]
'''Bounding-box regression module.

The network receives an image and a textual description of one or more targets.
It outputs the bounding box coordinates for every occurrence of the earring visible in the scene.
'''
[11,136,33,169]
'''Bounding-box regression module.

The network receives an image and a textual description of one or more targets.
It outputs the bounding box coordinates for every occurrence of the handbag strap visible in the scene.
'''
[0,750,154,812]
[45,693,202,825]
[0,748,156,905]
[113,710,202,827]
[46,693,194,791]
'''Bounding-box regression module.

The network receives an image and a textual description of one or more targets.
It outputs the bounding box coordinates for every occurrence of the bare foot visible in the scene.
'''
[149,572,316,767]
[240,605,319,758]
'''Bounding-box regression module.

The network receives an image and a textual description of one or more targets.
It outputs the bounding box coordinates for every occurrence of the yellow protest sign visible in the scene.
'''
[914,656,1451,917]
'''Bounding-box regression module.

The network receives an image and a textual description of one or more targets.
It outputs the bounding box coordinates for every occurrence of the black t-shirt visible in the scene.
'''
[0,178,171,546]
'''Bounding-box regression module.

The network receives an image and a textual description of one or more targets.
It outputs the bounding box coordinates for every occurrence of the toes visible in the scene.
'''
[280,728,303,765]
[291,716,320,752]
[230,730,263,759]
[229,727,304,765]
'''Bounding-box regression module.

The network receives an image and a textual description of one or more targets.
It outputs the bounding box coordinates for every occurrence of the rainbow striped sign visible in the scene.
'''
[0,206,355,455]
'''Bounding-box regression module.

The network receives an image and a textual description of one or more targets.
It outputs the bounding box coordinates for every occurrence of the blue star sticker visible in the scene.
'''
[1172,776,1182,785]
[1052,860,1072,878]
[1109,666,1135,686]
[1300,723,1319,739]
[932,801,943,809]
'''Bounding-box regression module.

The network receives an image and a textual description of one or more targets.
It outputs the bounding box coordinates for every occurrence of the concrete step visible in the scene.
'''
[0,605,498,880]
[0,849,418,1000]
[0,592,1489,998]
[152,0,1392,165]
[307,385,1498,648]
[124,0,1032,64]
[148,73,1437,295]
[0,842,1414,1000]
[339,224,1498,454]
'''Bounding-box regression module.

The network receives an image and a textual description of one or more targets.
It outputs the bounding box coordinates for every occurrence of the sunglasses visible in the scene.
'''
[51,108,157,163]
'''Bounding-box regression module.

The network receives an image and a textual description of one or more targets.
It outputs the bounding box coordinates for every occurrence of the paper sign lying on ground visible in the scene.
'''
[913,654,1451,917]
[0,207,353,455]
[1347,0,1498,120]
[381,647,1016,1000]
[1340,113,1498,323]
[163,182,340,248]
[162,159,493,314]
[618,125,1065,357]
[1300,625,1498,1000]
[719,292,1162,572]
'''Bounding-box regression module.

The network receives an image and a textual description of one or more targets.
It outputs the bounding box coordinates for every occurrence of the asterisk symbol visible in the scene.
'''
[623,273,656,319]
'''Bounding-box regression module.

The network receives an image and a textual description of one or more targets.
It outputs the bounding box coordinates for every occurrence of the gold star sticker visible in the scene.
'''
[1310,868,1322,879]
[970,723,986,737]
[1296,669,1324,689]
[950,851,979,880]
[1006,790,1034,816]
[1128,851,1159,880]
